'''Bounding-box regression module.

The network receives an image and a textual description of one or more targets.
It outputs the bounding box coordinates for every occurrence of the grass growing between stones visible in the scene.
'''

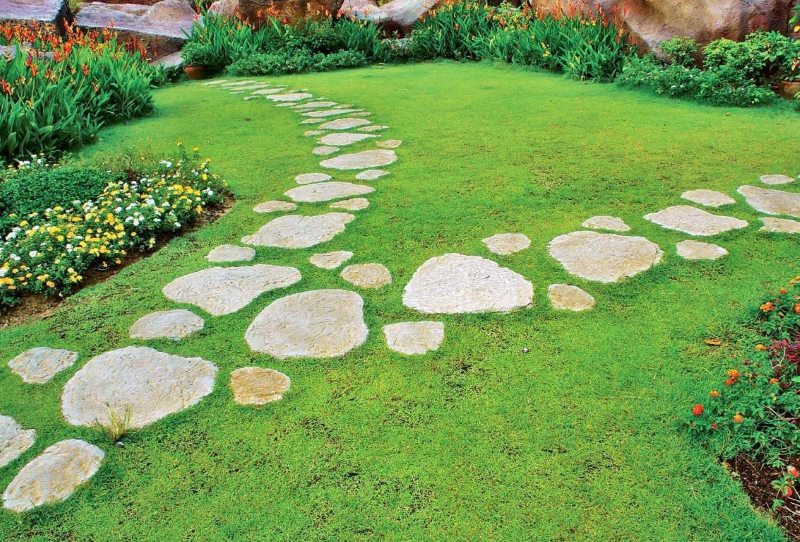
[0,61,798,541]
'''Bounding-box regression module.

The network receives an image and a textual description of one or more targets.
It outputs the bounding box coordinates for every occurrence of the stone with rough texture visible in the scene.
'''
[547,284,596,312]
[251,88,285,95]
[644,205,748,236]
[738,185,800,218]
[310,251,353,269]
[285,181,374,203]
[230,368,290,406]
[267,92,312,102]
[313,146,339,156]
[319,133,375,146]
[295,101,337,110]
[129,309,204,340]
[359,125,389,132]
[582,215,631,232]
[253,200,297,214]
[760,217,800,234]
[356,169,389,181]
[376,139,402,149]
[295,172,331,185]
[383,321,444,355]
[207,244,255,262]
[321,150,397,170]
[341,263,392,289]
[331,198,370,211]
[681,189,736,208]
[0,416,35,469]
[339,0,438,32]
[482,233,531,255]
[317,117,369,130]
[548,231,663,283]
[304,130,324,137]
[62,346,217,429]
[163,265,301,316]
[676,240,728,260]
[2,440,103,513]
[760,174,795,185]
[246,290,368,359]
[403,253,533,314]
[303,108,362,118]
[243,213,355,249]
[8,348,78,384]
[0,0,68,26]
[210,0,345,26]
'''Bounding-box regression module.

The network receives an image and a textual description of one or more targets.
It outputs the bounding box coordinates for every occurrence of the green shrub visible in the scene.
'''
[659,37,698,68]
[229,49,367,75]
[703,32,799,84]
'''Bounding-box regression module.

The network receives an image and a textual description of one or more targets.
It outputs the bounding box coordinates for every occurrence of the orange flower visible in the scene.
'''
[789,466,800,478]
[795,303,800,315]
[727,369,740,379]
[770,378,780,384]
[733,413,744,424]
[755,344,766,351]
[760,301,775,313]
[692,404,704,416]
[709,390,720,398]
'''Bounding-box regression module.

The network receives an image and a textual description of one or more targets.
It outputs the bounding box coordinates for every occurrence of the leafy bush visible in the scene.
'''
[658,37,698,68]
[229,49,367,75]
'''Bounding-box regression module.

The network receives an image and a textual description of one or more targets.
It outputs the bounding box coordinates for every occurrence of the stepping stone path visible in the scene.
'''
[129,309,204,340]
[230,368,291,406]
[163,265,301,316]
[356,169,389,181]
[310,251,353,270]
[207,244,255,263]
[582,216,630,232]
[760,174,795,185]
[252,88,285,95]
[319,133,375,146]
[341,263,392,289]
[383,322,445,355]
[267,92,312,102]
[359,125,389,132]
[482,233,531,255]
[320,150,397,170]
[331,198,370,211]
[681,189,735,208]
[8,347,78,384]
[295,173,331,185]
[760,217,800,234]
[285,182,374,203]
[403,254,533,314]
[319,117,371,130]
[243,213,355,249]
[295,101,337,110]
[313,146,339,156]
[0,416,35,469]
[676,240,728,261]
[738,185,800,218]
[62,346,217,429]
[376,139,402,149]
[246,290,368,359]
[253,200,297,214]
[643,205,748,236]
[547,284,595,312]
[303,108,363,118]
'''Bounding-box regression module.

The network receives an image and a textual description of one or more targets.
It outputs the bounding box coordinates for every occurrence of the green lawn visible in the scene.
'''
[1,61,798,541]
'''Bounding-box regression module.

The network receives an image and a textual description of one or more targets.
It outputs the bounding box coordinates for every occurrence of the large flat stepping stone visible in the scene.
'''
[252,88,285,95]
[2,440,103,513]
[548,231,663,283]
[8,347,78,384]
[359,125,389,132]
[482,233,530,255]
[383,322,444,355]
[163,265,301,316]
[207,244,255,263]
[676,240,728,260]
[230,368,290,406]
[738,185,800,218]
[582,216,631,232]
[331,198,370,211]
[403,254,533,314]
[376,139,402,149]
[761,174,795,185]
[0,0,68,26]
[245,290,368,359]
[356,169,389,181]
[320,150,397,170]
[295,172,331,185]
[62,346,217,429]
[760,217,800,234]
[129,309,204,340]
[310,251,353,270]
[341,263,392,289]
[253,200,297,214]
[547,284,595,312]
[304,130,324,137]
[319,133,375,146]
[681,189,735,208]
[313,146,339,156]
[643,205,748,236]
[295,101,337,110]
[285,182,374,203]
[303,108,363,118]
[267,92,312,102]
[320,117,372,130]
[242,213,355,249]
[0,416,36,469]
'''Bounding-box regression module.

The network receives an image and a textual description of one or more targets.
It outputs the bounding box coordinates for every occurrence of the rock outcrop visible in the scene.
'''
[209,0,345,24]
[0,0,71,28]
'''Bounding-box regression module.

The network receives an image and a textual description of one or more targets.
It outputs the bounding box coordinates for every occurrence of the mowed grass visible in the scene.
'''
[0,61,798,541]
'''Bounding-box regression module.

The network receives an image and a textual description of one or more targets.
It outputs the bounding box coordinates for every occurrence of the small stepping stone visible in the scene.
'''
[320,150,397,170]
[207,244,255,262]
[341,263,392,289]
[356,169,389,181]
[303,108,363,118]
[0,415,36,468]
[238,83,272,91]
[760,217,800,234]
[359,125,389,132]
[376,139,402,149]
[331,198,369,211]
[62,346,217,429]
[760,174,795,185]
[8,347,78,384]
[243,213,355,249]
[547,284,595,312]
[482,233,531,255]
[313,146,339,156]
[202,80,225,86]
[275,103,296,108]
[403,254,533,314]
[252,88,285,95]
[582,216,630,232]
[2,440,104,513]
[310,251,353,270]
[304,130,324,137]
[243,96,259,101]
[301,118,326,124]
[319,133,375,146]
[285,181,374,203]
[643,205,748,236]
[245,289,368,359]
[295,172,331,185]
[163,265,301,316]
[383,322,444,355]
[681,189,735,208]
[268,92,312,102]
[129,309,204,340]
[738,185,800,218]
[350,112,372,117]
[676,240,728,260]
[230,367,290,406]
[294,101,337,110]
[220,80,256,88]
[319,117,371,130]
[254,200,297,213]
[548,231,663,283]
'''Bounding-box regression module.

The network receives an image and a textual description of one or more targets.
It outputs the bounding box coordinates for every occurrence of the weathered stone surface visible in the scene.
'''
[304,130,324,137]
[295,172,331,184]
[320,150,397,170]
[295,101,337,110]
[330,198,370,211]
[581,215,631,232]
[313,146,339,156]
[62,346,217,429]
[548,231,663,283]
[760,174,795,186]
[547,284,595,312]
[383,321,444,355]
[8,348,78,385]
[252,87,285,95]
[245,290,368,359]
[376,139,402,149]
[267,92,312,102]
[0,0,68,26]
[230,367,290,406]
[303,108,363,118]
[285,181,374,203]
[359,125,389,132]
[760,217,800,233]
[210,0,345,26]
[319,133,375,146]
[2,440,103,513]
[738,185,800,218]
[243,213,355,249]
[356,169,389,181]
[163,265,301,316]
[320,117,372,130]
[340,0,437,32]
[129,309,204,340]
[207,244,255,262]
[403,254,533,314]
[681,189,736,208]
[220,80,256,88]
[253,200,297,213]
[644,205,748,236]
[341,263,391,289]
[0,416,35,469]
[309,250,353,269]
[676,240,728,260]
[482,233,531,256]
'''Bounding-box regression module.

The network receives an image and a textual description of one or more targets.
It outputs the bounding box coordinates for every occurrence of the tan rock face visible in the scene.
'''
[230,368,291,406]
[206,244,255,263]
[242,213,355,249]
[0,416,36,469]
[129,309,204,340]
[738,185,800,218]
[675,240,728,260]
[8,347,78,384]
[644,205,748,236]
[760,174,795,186]
[285,181,374,203]
[312,146,339,156]
[680,189,735,208]
[760,217,800,233]
[319,133,375,146]
[295,173,331,185]
[320,150,397,170]
[309,251,354,270]
[383,321,444,355]
[547,284,595,311]
[356,169,389,180]
[581,216,630,232]
[341,263,392,289]
[331,198,370,211]
[482,233,531,255]
[253,200,297,214]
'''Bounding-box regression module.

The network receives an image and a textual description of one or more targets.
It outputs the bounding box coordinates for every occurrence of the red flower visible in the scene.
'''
[81,64,89,77]
[788,466,799,479]
[0,79,12,96]
[692,404,704,416]
[760,301,775,313]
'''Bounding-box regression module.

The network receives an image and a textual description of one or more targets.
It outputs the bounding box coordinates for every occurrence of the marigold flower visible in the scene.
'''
[795,303,800,315]
[692,404,704,416]
[755,344,766,351]
[769,378,779,384]
[733,413,744,424]
[727,369,740,379]
[760,301,775,313]
[709,390,720,398]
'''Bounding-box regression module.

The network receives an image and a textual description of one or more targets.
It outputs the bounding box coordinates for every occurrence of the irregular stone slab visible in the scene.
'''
[482,233,531,255]
[301,118,326,124]
[350,111,372,117]
[295,101,337,110]
[643,205,748,236]
[237,83,272,91]
[245,290,368,359]
[760,174,795,185]
[356,169,389,181]
[303,108,363,118]
[319,133,375,146]
[285,182,374,203]
[320,150,397,170]
[62,346,217,429]
[403,254,533,314]
[675,240,728,260]
[331,198,370,211]
[129,309,204,340]
[207,244,255,263]
[309,251,353,270]
[548,231,663,283]
[243,213,355,249]
[383,322,444,355]
[738,185,800,218]
[760,217,800,234]
[221,80,256,88]
[295,172,331,185]
[2,440,103,513]
[681,189,736,208]
[252,88,285,95]
[0,416,36,469]
[267,92,312,102]
[341,263,392,289]
[313,146,339,156]
[304,130,324,137]
[253,200,297,214]
[359,125,389,132]
[0,0,69,26]
[230,368,291,406]
[581,215,630,232]
[8,347,78,384]
[376,139,402,149]
[163,265,301,316]
[547,284,595,312]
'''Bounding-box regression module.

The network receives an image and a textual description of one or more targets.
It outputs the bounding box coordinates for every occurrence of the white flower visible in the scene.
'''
[29,251,38,258]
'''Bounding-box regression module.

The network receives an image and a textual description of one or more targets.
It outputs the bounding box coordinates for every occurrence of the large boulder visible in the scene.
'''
[209,0,345,24]
[0,0,71,28]
[338,0,435,32]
